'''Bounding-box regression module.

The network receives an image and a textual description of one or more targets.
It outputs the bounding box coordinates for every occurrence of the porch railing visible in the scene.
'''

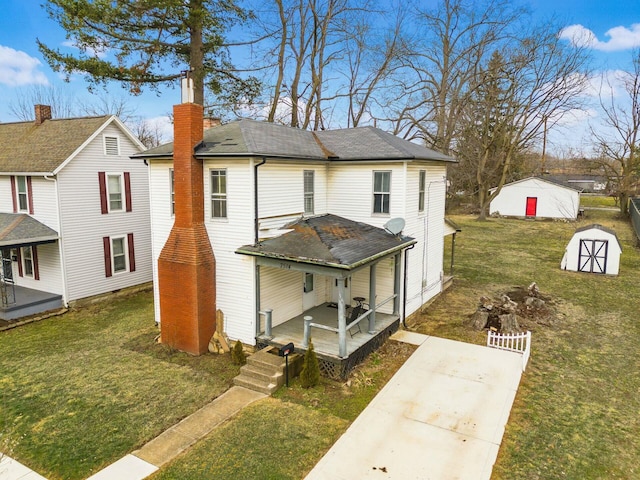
[487,330,531,371]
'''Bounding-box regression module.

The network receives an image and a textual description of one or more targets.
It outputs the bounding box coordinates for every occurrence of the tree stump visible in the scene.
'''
[469,310,489,330]
[499,313,519,334]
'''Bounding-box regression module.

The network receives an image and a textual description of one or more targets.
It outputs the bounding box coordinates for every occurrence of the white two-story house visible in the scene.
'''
[0,105,152,320]
[139,102,455,377]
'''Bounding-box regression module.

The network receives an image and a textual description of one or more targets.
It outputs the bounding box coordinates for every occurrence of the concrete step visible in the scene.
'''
[246,347,288,369]
[239,363,283,384]
[233,375,279,395]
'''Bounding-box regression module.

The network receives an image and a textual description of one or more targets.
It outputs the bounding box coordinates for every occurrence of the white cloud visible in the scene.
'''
[0,46,48,87]
[560,23,640,52]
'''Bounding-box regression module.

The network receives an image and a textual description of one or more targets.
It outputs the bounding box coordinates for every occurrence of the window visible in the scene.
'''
[103,233,136,277]
[373,171,391,214]
[108,174,123,211]
[99,172,131,214]
[304,170,314,214]
[104,135,120,156]
[170,169,175,215]
[418,170,426,212]
[11,175,33,214]
[304,272,314,293]
[210,169,227,218]
[17,245,39,280]
[22,246,33,277]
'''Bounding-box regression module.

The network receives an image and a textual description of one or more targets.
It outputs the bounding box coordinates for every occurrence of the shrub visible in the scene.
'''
[300,339,320,388]
[231,340,246,365]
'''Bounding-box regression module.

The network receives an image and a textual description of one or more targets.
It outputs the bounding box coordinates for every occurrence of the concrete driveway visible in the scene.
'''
[305,331,524,480]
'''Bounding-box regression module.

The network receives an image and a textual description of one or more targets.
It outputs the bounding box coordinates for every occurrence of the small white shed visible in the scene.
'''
[490,177,580,220]
[561,224,622,275]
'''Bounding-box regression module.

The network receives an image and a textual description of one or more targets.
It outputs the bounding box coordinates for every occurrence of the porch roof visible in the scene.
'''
[236,213,415,270]
[0,213,59,248]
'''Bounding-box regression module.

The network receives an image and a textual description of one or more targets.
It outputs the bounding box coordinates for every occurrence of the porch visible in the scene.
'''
[0,283,63,323]
[256,302,400,379]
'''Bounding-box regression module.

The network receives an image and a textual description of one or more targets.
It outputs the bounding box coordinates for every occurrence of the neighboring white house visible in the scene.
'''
[490,177,581,220]
[561,224,622,275]
[138,116,456,365]
[0,105,152,319]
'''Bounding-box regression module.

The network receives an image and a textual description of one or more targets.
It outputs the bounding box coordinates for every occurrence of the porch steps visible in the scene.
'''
[233,346,301,395]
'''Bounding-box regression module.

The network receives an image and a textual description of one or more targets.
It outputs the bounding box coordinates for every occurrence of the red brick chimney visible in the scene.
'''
[34,104,52,125]
[157,101,216,355]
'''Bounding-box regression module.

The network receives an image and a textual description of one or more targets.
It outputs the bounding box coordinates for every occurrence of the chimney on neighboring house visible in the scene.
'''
[157,75,217,355]
[34,104,52,125]
[203,117,221,130]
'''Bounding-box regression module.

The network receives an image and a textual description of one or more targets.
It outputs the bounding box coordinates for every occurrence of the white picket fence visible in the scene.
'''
[487,330,531,371]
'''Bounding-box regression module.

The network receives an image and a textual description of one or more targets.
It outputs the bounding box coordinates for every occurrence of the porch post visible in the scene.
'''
[337,277,347,358]
[393,253,401,315]
[368,263,377,334]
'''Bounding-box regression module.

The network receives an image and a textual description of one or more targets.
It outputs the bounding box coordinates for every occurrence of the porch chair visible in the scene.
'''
[346,304,363,337]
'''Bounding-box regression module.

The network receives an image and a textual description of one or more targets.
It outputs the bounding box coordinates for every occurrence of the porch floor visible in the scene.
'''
[0,284,63,322]
[257,302,399,360]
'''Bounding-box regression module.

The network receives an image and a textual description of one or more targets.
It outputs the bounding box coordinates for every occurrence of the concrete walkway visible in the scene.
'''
[1,332,524,480]
[305,331,524,480]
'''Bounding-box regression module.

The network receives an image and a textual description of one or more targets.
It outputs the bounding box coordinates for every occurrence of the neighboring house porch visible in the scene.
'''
[0,213,63,320]
[238,214,414,378]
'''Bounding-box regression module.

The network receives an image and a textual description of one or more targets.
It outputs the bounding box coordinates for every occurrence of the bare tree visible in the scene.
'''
[591,51,640,216]
[455,22,590,219]
[8,85,77,120]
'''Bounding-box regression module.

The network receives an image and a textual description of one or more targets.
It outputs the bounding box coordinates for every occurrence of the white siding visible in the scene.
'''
[10,243,63,294]
[490,178,580,219]
[57,122,152,301]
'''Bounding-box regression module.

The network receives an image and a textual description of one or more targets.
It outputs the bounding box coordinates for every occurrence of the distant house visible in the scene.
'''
[137,102,456,377]
[490,177,580,220]
[561,224,622,275]
[0,105,152,319]
[542,174,608,193]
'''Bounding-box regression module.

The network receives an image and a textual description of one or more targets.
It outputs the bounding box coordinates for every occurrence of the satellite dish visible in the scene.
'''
[384,217,405,235]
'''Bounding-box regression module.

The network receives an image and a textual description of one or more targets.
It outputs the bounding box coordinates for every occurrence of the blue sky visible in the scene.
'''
[1,0,640,154]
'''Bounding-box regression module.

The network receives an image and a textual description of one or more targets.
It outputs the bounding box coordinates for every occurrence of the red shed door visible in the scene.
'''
[525,197,537,217]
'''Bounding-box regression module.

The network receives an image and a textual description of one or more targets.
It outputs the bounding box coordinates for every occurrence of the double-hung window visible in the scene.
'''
[22,246,33,277]
[103,233,136,277]
[108,174,123,211]
[373,171,391,214]
[17,245,39,280]
[17,176,28,212]
[304,170,314,215]
[112,237,127,273]
[99,172,131,214]
[211,169,227,218]
[418,170,426,213]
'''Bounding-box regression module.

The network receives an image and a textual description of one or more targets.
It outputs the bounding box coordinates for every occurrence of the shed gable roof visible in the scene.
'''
[0,116,113,173]
[139,119,456,163]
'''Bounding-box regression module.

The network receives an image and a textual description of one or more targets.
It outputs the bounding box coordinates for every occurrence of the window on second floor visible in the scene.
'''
[373,171,391,214]
[304,170,314,214]
[419,170,426,212]
[99,172,132,214]
[11,175,33,214]
[211,169,227,218]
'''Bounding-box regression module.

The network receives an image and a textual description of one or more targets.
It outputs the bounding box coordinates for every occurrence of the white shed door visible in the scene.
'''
[578,239,608,274]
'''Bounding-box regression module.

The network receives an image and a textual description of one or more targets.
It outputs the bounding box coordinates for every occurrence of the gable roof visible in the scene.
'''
[236,213,416,270]
[138,119,456,163]
[0,115,144,175]
[0,213,58,248]
[491,176,582,193]
[573,223,622,249]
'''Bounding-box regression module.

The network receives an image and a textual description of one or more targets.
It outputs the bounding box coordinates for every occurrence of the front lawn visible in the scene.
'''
[0,290,240,480]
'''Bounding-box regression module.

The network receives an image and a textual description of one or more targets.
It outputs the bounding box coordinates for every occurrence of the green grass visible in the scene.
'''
[414,213,640,479]
[0,290,240,480]
[580,194,617,208]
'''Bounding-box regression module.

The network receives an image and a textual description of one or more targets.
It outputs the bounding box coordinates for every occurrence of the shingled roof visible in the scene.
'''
[236,214,416,269]
[139,119,456,163]
[0,116,111,173]
[0,213,59,248]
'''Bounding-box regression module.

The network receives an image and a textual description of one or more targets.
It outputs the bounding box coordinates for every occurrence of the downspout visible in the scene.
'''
[402,243,416,328]
[44,174,69,307]
[254,157,266,338]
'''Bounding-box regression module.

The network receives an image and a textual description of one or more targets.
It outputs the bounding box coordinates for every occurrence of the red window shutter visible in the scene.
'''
[16,248,23,277]
[32,245,39,280]
[127,233,135,272]
[124,172,132,212]
[103,236,112,277]
[27,176,34,214]
[10,176,17,213]
[98,172,108,214]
